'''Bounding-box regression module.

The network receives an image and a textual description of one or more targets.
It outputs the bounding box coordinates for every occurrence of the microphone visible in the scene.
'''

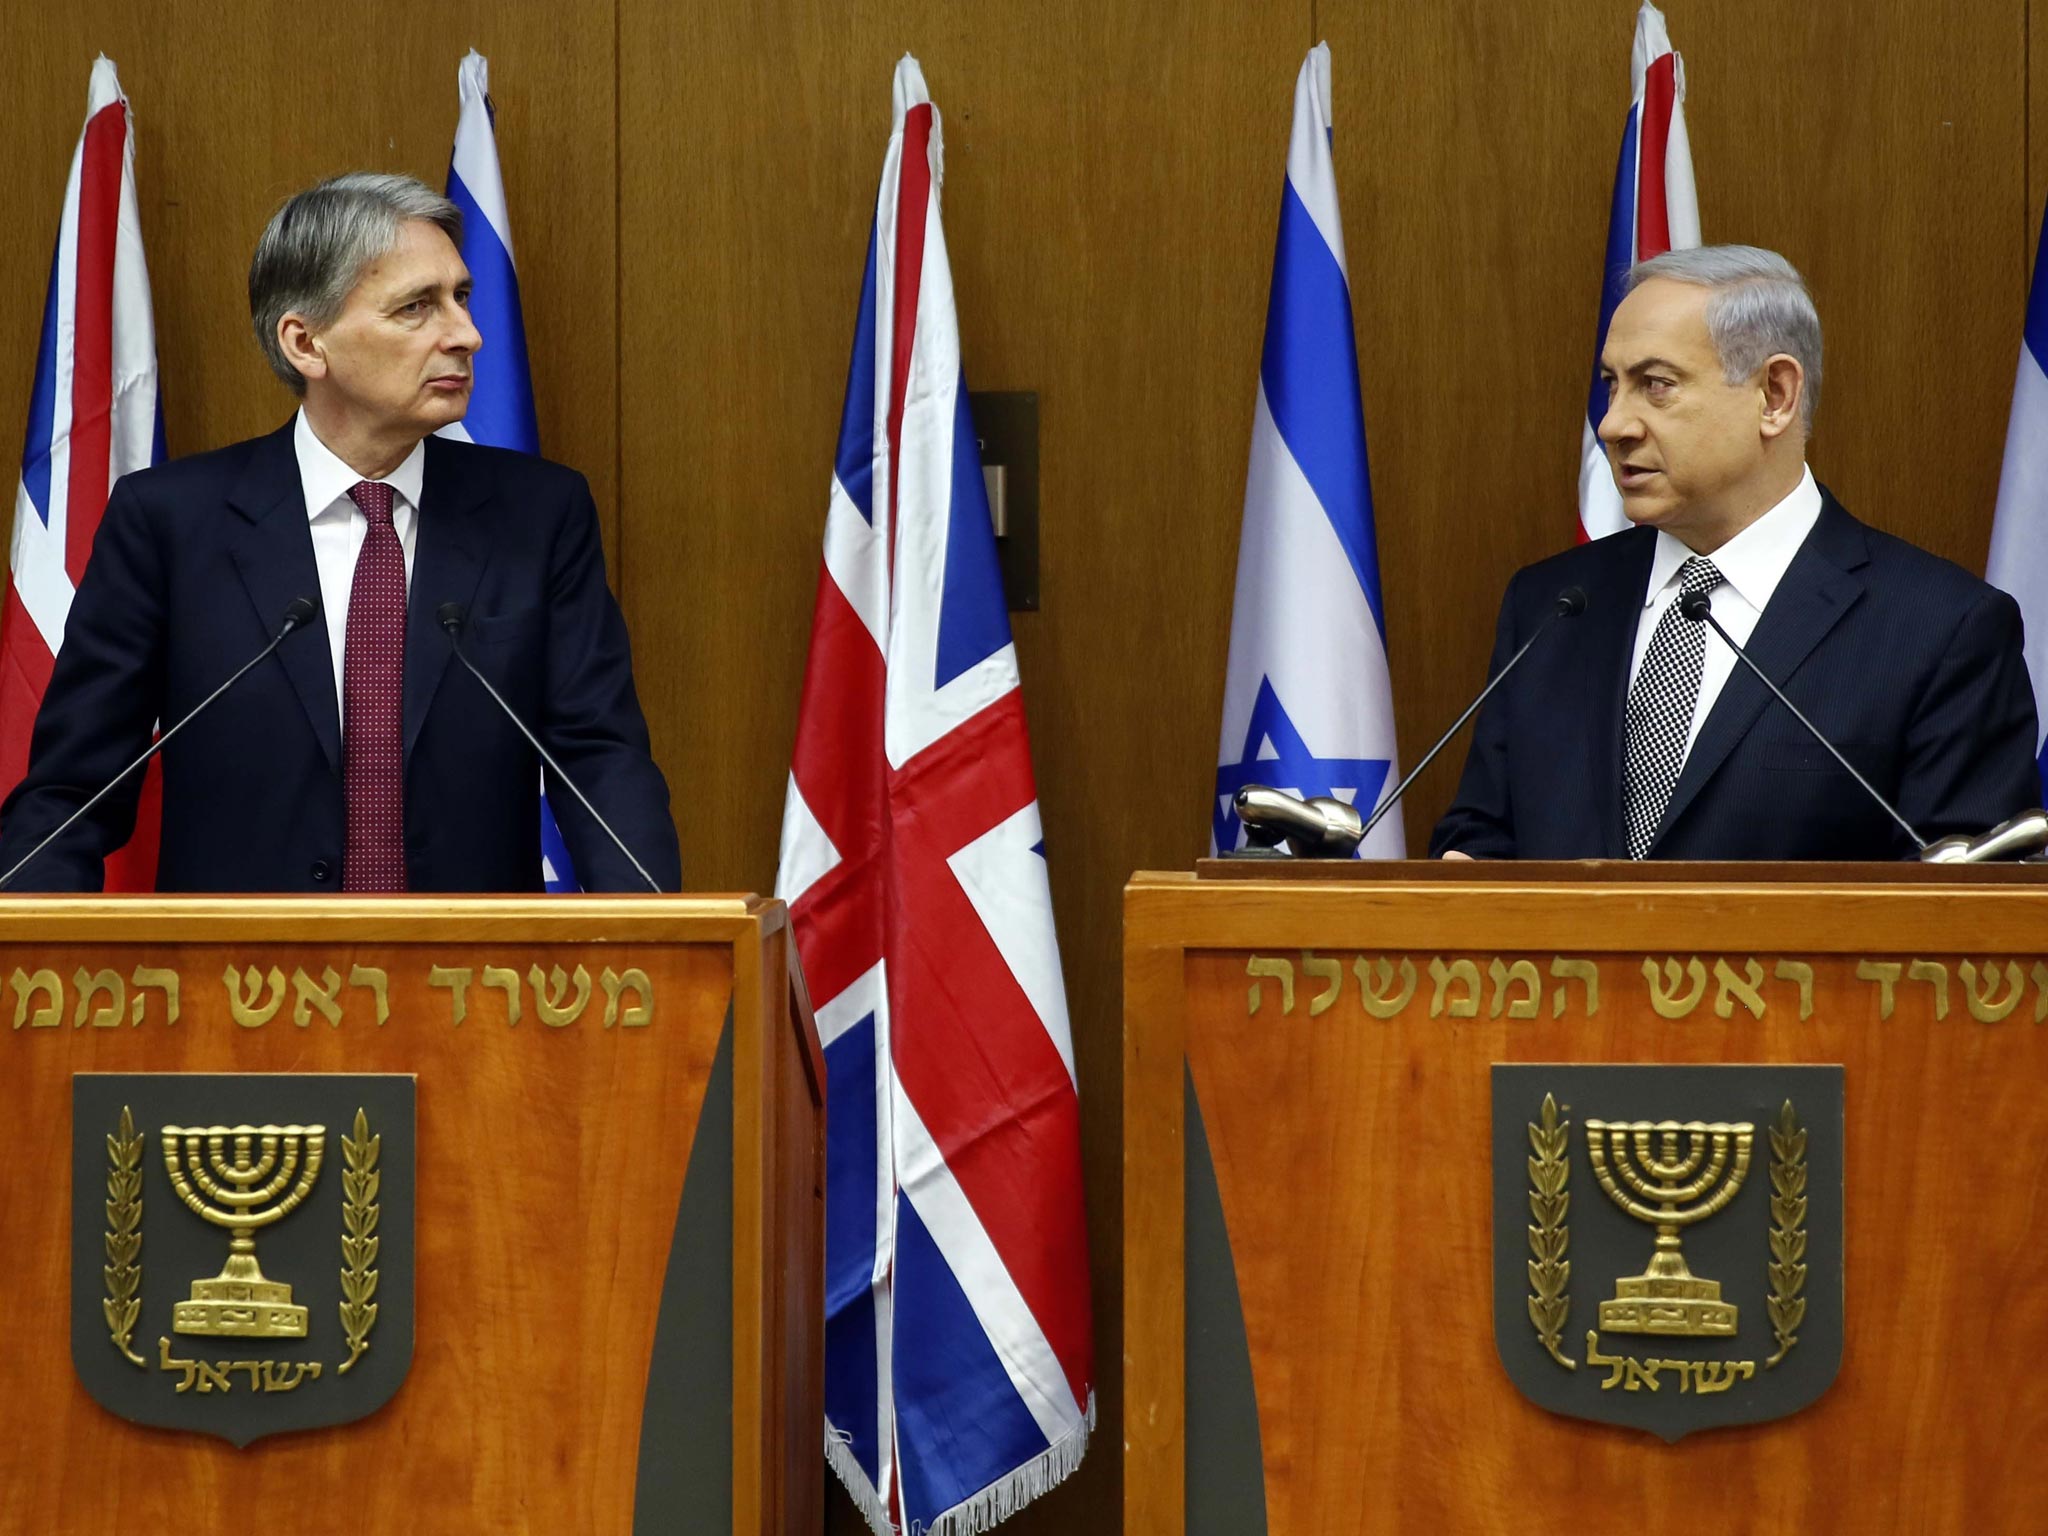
[1676,589,1933,855]
[1354,585,1588,850]
[1920,808,2048,864]
[436,603,664,894]
[1233,785,1365,858]
[0,596,320,892]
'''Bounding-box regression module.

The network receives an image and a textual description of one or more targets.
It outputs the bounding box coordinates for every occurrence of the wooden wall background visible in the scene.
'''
[2,1,2040,1528]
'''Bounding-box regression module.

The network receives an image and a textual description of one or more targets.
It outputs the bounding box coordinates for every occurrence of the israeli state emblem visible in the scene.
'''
[72,1074,415,1445]
[1491,1064,1842,1440]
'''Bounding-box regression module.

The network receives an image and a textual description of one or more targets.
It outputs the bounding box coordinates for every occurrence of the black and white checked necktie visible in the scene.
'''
[1622,556,1725,859]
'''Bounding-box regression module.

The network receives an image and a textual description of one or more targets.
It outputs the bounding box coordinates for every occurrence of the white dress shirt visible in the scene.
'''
[1627,465,1823,762]
[293,408,422,722]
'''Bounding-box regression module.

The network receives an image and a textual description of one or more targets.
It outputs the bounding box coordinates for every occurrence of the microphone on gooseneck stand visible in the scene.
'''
[1675,589,1933,855]
[1351,585,1589,850]
[435,603,664,894]
[0,596,321,892]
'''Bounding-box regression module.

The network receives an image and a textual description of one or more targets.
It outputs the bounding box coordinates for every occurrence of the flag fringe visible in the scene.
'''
[825,1422,897,1536]
[913,1391,1095,1536]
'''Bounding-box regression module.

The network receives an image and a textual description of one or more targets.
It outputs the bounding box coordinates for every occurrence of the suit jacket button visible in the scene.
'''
[310,859,334,883]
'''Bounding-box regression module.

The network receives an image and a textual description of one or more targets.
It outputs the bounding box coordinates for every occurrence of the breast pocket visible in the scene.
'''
[1758,735,1890,775]
[469,606,543,647]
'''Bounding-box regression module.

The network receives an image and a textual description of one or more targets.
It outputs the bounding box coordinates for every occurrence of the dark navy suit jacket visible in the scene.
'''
[0,421,681,892]
[1429,491,2040,860]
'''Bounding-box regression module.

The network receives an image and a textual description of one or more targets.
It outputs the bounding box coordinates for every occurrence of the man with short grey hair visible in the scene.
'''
[1432,243,2039,859]
[0,173,680,892]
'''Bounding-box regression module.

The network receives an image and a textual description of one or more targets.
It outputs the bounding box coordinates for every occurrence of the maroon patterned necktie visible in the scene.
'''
[342,480,407,892]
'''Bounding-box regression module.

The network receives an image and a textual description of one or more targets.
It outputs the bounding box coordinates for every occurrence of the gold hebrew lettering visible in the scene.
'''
[71,968,124,1029]
[10,968,62,1029]
[1622,1357,1662,1392]
[157,1337,198,1392]
[260,1360,322,1392]
[528,964,593,1027]
[1642,957,1708,1019]
[1907,959,1949,1020]
[1488,959,1541,1019]
[1428,958,1480,1018]
[1586,1332,1623,1389]
[1353,957,1415,1019]
[1246,956,1294,1016]
[1300,951,1342,1017]
[195,1360,232,1394]
[1773,961,1814,1020]
[1549,958,1600,1018]
[129,967,179,1027]
[599,967,654,1028]
[291,967,344,1028]
[482,965,523,1025]
[348,966,390,1026]
[1693,1360,1749,1395]
[1858,960,1902,1020]
[223,965,287,1028]
[1960,960,2025,1023]
[1710,957,1766,1019]
[428,965,473,1025]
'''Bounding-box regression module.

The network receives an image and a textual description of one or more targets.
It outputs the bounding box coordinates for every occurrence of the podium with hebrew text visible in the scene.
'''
[2,896,822,1535]
[1124,862,2048,1533]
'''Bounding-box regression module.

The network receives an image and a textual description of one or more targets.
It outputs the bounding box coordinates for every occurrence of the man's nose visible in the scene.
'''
[1597,387,1637,446]
[444,302,483,356]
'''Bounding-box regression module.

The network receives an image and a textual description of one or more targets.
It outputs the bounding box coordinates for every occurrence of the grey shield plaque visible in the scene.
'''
[73,1073,415,1446]
[1492,1064,1843,1442]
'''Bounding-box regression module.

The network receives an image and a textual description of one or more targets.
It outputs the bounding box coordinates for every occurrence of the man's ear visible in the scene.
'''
[277,314,327,384]
[1759,353,1804,441]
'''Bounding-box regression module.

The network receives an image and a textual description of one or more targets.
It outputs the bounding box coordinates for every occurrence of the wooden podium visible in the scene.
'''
[1125,862,2048,1533]
[1,895,823,1535]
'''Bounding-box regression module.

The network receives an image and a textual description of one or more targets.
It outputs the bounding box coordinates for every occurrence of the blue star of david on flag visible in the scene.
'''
[1212,46,1405,859]
[1213,679,1394,853]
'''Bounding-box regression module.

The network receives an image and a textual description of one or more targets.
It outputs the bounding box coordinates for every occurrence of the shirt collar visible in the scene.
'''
[1642,465,1823,612]
[293,408,427,520]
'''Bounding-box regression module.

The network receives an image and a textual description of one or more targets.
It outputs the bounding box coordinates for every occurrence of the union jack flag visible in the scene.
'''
[1579,0,1700,541]
[0,57,164,886]
[775,55,1094,1536]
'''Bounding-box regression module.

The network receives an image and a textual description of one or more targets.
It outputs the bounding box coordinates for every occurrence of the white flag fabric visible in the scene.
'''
[1986,209,2048,798]
[1213,43,1404,858]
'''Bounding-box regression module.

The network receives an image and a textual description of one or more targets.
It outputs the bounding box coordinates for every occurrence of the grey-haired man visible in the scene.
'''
[1432,244,2039,860]
[0,173,680,892]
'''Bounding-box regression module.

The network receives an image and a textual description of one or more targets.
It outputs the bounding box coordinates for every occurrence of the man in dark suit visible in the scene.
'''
[1432,245,2038,860]
[0,173,679,892]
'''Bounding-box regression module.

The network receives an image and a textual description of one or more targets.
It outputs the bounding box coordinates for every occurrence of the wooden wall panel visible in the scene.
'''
[0,1,620,552]
[617,3,1310,1526]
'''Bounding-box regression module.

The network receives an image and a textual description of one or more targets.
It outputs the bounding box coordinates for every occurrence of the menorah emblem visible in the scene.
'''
[1585,1117,1754,1337]
[161,1123,327,1338]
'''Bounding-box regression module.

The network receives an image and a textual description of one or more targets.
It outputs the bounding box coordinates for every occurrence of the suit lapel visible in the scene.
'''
[1648,494,1869,852]
[404,434,491,761]
[228,422,341,773]
[1586,529,1658,859]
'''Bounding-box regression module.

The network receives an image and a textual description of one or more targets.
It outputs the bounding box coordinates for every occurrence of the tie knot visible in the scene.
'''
[348,480,395,527]
[1679,557,1724,599]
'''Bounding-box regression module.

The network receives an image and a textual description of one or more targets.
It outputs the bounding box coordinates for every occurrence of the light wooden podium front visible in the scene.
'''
[1,896,822,1535]
[1125,862,2048,1533]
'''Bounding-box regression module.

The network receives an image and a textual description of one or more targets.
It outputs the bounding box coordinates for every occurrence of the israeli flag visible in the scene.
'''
[1986,204,2048,798]
[1213,43,1403,857]
[440,50,579,889]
